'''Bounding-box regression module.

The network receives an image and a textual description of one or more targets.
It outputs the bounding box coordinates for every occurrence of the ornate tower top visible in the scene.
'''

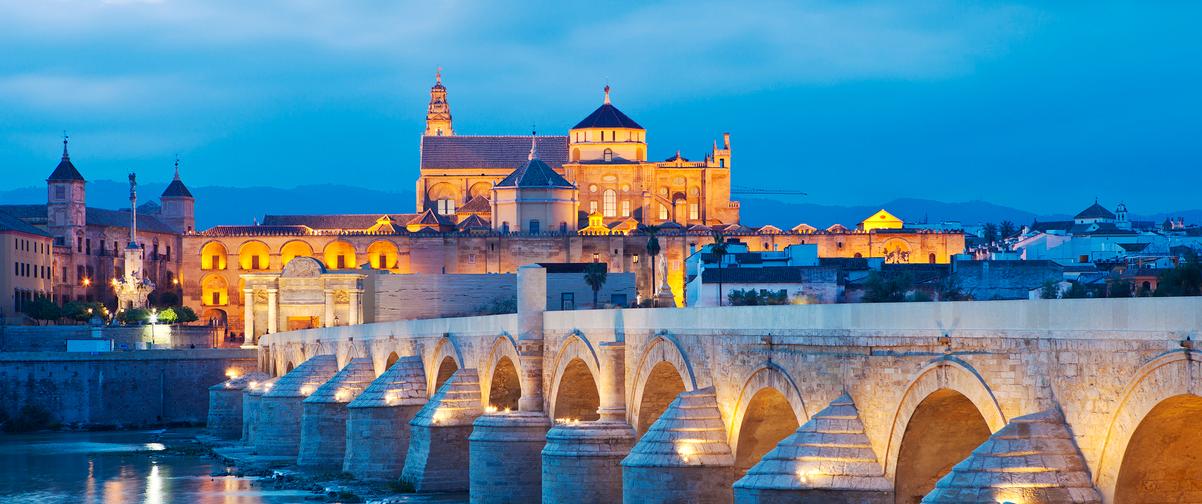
[603,84,611,105]
[424,67,453,136]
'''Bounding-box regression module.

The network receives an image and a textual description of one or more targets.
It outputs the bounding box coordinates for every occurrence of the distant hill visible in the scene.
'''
[2,181,1200,231]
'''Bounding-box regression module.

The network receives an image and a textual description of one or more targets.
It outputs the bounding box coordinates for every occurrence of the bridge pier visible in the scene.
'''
[207,371,268,440]
[622,387,735,504]
[297,358,375,470]
[241,377,277,445]
[734,393,891,504]
[922,408,1101,503]
[255,355,338,457]
[401,368,484,492]
[343,355,428,480]
[469,411,552,503]
[542,420,635,503]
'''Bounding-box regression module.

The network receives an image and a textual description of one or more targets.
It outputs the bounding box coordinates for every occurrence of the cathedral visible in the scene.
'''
[415,73,740,232]
[177,74,963,342]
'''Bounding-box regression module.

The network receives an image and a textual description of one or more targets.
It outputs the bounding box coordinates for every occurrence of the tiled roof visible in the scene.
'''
[161,179,193,198]
[456,214,491,231]
[263,214,417,230]
[200,224,313,236]
[623,387,733,468]
[89,208,178,234]
[1074,202,1116,220]
[420,135,568,170]
[1031,220,1073,233]
[700,266,836,284]
[48,145,85,181]
[0,208,49,237]
[409,369,482,427]
[572,103,643,130]
[458,195,491,213]
[408,209,443,226]
[495,158,574,188]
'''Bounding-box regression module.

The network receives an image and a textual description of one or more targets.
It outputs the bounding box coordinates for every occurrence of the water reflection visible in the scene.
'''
[0,430,314,504]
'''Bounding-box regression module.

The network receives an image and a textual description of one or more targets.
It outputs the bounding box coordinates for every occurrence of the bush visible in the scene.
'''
[119,307,151,324]
[862,272,912,303]
[727,289,788,306]
[157,308,178,324]
[62,301,105,323]
[172,305,199,323]
[23,297,61,324]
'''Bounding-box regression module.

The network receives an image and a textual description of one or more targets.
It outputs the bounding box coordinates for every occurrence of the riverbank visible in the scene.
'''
[198,433,467,503]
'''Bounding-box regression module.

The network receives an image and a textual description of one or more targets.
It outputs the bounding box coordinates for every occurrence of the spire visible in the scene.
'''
[173,156,181,180]
[436,66,442,84]
[603,85,611,105]
[528,128,538,160]
[62,133,70,159]
[424,68,453,136]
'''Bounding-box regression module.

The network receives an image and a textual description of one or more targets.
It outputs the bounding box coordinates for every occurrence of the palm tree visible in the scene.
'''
[643,225,662,305]
[710,230,729,306]
[584,262,608,308]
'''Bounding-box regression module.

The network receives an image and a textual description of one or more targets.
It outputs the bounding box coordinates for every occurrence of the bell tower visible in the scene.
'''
[424,68,453,136]
[46,135,86,249]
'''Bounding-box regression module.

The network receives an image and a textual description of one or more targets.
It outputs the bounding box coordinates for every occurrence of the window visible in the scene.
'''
[929,253,937,264]
[621,200,631,217]
[589,201,598,214]
[603,190,617,217]
[561,292,575,311]
[689,203,699,220]
[658,204,668,220]
[719,158,725,168]
[528,219,540,234]
[55,186,65,199]
[436,199,455,215]
[603,148,613,162]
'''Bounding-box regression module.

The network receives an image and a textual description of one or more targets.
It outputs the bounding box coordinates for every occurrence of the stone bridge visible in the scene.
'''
[213,267,1202,503]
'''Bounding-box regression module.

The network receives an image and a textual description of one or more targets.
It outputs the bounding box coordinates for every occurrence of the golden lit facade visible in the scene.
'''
[413,76,739,228]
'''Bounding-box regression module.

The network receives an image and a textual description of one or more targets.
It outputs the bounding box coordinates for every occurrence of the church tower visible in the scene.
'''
[424,69,453,136]
[46,135,86,250]
[160,158,196,233]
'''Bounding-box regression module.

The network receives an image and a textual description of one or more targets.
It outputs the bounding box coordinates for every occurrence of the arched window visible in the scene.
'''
[929,253,937,264]
[603,189,617,217]
[658,204,668,220]
[603,148,613,162]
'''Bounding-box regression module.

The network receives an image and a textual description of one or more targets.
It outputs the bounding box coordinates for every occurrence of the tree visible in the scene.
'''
[23,297,61,325]
[1040,280,1060,299]
[643,225,662,305]
[172,305,199,324]
[119,307,151,324]
[62,301,105,323]
[1107,279,1133,298]
[981,223,999,246]
[999,220,1016,240]
[1063,281,1089,299]
[710,230,729,306]
[583,262,608,308]
[1154,250,1202,297]
[862,272,912,303]
[939,274,967,301]
[157,307,178,324]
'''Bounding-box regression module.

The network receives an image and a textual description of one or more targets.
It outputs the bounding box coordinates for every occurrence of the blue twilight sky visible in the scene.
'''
[0,1,1199,214]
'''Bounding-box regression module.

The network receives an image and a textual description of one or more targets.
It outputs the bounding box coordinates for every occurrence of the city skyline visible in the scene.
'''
[0,1,1199,216]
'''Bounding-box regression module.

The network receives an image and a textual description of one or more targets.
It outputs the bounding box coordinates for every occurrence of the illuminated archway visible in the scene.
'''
[280,240,314,266]
[200,274,229,306]
[323,241,357,270]
[553,358,600,421]
[636,362,686,437]
[1114,394,1202,502]
[433,356,458,393]
[734,388,799,475]
[893,389,990,504]
[366,240,399,270]
[236,241,270,270]
[488,357,521,411]
[200,241,228,270]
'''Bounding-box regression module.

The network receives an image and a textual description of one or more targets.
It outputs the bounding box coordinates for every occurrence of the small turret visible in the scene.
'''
[160,157,196,233]
[710,132,731,168]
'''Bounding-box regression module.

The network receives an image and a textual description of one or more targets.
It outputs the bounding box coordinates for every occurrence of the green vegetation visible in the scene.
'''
[22,297,61,324]
[727,289,788,306]
[584,262,608,307]
[1154,251,1202,297]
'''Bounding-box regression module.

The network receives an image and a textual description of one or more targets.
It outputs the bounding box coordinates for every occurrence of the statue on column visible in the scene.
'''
[113,172,155,312]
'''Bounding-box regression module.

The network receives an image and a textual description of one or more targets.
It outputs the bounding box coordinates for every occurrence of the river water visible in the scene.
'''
[0,429,320,503]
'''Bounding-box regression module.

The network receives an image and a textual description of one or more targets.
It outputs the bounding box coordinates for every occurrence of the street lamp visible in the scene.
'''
[81,278,91,287]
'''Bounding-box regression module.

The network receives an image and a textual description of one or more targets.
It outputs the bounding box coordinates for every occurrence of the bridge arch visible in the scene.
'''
[336,340,368,369]
[427,336,464,395]
[1095,350,1202,501]
[549,333,602,421]
[728,363,808,474]
[629,334,697,436]
[885,357,1005,503]
[481,335,524,411]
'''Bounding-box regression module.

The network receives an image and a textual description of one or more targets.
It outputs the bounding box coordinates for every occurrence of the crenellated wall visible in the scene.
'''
[244,296,1202,503]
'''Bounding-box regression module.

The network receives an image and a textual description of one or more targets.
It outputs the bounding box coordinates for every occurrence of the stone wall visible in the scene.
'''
[0,348,255,427]
[0,324,219,352]
[370,273,516,321]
